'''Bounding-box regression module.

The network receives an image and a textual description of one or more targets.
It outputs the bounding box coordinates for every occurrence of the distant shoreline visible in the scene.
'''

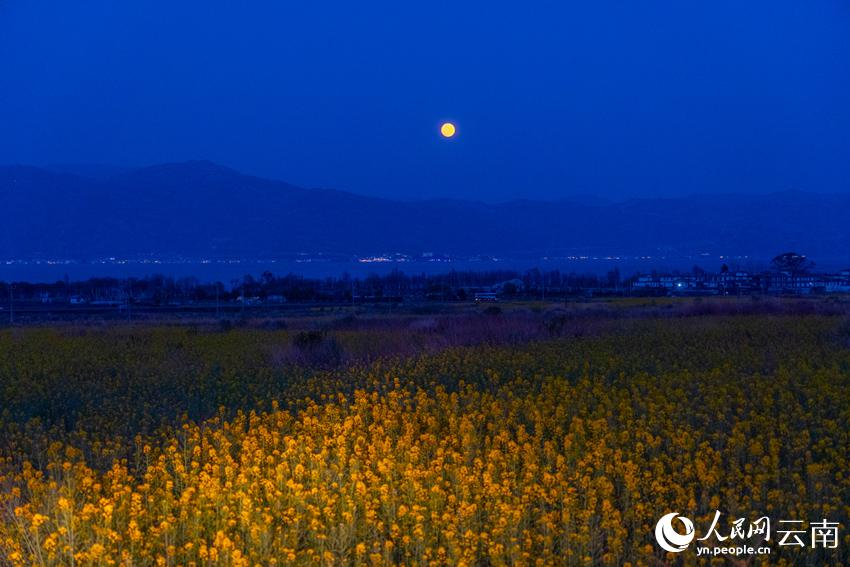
[2,255,833,285]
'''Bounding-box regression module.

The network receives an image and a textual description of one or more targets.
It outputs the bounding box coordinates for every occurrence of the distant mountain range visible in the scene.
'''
[2,161,849,264]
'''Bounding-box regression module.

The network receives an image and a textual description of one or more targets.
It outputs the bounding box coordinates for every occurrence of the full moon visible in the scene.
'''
[440,122,456,138]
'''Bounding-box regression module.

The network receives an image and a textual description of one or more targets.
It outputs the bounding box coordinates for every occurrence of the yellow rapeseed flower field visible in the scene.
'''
[0,311,848,565]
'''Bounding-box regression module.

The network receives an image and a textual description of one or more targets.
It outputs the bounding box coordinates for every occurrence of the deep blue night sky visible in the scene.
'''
[2,0,849,202]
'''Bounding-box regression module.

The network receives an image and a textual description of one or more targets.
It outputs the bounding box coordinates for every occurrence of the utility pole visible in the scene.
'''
[8,285,13,325]
[215,284,220,318]
[541,270,545,302]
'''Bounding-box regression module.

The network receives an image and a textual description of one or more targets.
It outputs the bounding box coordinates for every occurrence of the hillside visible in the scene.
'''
[2,161,849,262]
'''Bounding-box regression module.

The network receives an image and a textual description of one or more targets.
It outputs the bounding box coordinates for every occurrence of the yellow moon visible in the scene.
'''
[440,122,456,138]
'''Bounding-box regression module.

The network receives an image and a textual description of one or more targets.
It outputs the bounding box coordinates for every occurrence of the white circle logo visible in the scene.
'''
[655,512,695,553]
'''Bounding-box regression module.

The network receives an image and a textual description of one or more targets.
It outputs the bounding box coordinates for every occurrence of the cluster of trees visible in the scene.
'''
[0,252,828,306]
[1,268,625,305]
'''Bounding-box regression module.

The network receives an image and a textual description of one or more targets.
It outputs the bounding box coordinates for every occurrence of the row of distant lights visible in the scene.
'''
[3,254,751,266]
